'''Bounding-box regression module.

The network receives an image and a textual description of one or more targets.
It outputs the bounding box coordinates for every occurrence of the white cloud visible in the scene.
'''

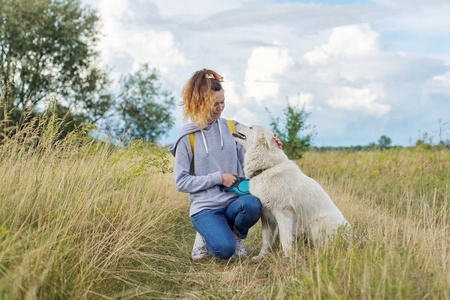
[128,30,189,73]
[425,71,450,96]
[189,2,379,32]
[147,0,243,20]
[298,24,398,118]
[227,107,260,127]
[221,76,242,109]
[288,93,315,111]
[299,24,392,88]
[303,24,381,66]
[97,0,189,77]
[326,87,392,117]
[244,44,294,103]
[432,72,450,87]
[373,0,446,7]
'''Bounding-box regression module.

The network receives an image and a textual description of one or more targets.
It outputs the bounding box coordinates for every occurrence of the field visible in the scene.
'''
[0,123,449,299]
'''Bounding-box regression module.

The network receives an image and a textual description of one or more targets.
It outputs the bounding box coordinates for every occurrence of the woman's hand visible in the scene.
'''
[221,173,238,187]
[272,134,283,149]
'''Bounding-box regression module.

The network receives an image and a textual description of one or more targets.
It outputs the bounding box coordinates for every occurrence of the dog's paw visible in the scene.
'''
[251,255,264,260]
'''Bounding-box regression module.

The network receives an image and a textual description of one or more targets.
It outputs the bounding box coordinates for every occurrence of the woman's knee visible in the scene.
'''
[242,195,262,216]
[210,240,236,259]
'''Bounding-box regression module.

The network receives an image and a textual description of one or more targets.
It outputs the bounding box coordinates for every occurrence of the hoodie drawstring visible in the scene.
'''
[200,130,209,155]
[218,120,224,150]
[200,120,225,155]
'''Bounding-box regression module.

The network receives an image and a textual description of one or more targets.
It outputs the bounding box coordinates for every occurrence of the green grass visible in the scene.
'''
[0,116,448,298]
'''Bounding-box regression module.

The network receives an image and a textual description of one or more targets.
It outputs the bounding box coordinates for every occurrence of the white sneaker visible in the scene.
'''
[233,235,247,258]
[191,232,210,260]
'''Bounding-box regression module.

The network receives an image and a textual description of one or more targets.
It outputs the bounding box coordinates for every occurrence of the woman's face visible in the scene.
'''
[211,89,225,120]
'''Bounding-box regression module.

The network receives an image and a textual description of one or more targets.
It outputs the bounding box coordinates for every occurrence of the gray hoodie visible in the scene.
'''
[169,118,245,217]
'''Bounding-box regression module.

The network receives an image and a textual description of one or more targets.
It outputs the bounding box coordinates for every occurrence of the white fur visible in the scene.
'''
[233,124,349,258]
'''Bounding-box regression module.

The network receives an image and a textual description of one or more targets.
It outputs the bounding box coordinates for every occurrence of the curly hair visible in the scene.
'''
[181,69,224,128]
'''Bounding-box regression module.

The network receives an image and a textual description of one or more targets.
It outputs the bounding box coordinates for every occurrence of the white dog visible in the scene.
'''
[233,124,349,258]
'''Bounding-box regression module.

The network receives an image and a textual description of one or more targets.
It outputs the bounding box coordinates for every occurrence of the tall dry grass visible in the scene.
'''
[0,104,448,298]
[0,105,190,299]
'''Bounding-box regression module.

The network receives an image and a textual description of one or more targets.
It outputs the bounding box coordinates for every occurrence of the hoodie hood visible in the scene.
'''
[169,122,199,156]
[169,119,226,156]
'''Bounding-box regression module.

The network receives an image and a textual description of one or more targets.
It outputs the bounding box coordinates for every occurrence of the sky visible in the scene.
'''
[81,0,450,146]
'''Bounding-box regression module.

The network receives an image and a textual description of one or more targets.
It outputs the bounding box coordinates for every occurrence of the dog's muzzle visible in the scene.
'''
[232,131,246,140]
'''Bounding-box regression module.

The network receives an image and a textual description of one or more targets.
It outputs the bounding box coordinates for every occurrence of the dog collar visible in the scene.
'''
[251,168,268,178]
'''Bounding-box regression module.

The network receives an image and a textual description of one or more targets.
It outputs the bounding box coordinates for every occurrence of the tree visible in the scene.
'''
[377,135,392,150]
[0,0,112,126]
[116,64,175,142]
[267,102,315,159]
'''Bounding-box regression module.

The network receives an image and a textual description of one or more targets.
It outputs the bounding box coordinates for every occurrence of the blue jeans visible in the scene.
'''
[191,195,262,259]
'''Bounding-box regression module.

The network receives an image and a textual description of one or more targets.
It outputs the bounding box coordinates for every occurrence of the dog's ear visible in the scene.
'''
[257,131,276,150]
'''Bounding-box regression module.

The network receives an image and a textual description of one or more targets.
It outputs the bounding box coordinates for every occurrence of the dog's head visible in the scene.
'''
[233,123,278,151]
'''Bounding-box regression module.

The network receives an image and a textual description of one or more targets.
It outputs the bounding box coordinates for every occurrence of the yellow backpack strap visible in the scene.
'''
[227,119,236,134]
[189,133,195,174]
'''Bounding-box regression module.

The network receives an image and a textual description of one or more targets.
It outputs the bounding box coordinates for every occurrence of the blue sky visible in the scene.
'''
[82,0,450,146]
[271,0,373,4]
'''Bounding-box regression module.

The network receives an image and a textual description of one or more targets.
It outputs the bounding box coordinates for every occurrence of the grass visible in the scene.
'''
[0,113,448,299]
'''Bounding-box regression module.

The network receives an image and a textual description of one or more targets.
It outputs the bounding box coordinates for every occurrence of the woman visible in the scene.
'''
[169,69,280,260]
